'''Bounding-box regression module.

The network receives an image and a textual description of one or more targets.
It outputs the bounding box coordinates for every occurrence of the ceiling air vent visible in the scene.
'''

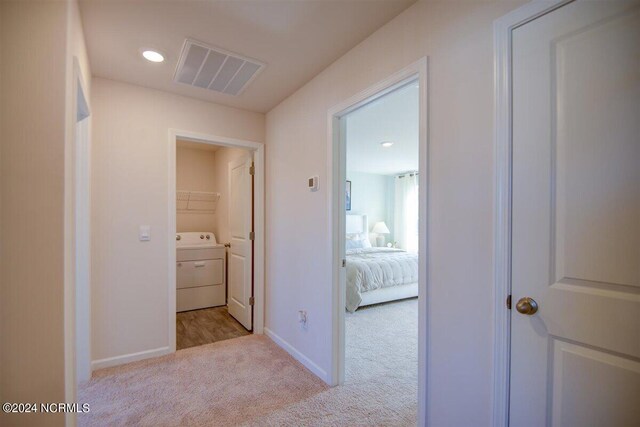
[174,39,265,96]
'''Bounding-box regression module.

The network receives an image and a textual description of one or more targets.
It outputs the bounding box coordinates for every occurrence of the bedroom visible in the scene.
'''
[342,79,419,398]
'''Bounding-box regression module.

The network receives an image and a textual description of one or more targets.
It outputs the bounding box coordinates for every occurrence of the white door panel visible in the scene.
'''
[228,253,247,306]
[511,1,640,425]
[551,341,640,427]
[227,156,253,330]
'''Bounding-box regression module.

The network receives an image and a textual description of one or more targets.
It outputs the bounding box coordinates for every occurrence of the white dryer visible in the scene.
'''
[176,232,226,312]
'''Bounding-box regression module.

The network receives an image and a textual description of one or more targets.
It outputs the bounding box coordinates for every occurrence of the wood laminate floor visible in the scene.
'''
[176,306,250,350]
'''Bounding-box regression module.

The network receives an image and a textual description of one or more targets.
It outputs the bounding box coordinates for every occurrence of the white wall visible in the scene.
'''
[265,0,523,425]
[346,171,394,243]
[1,0,91,425]
[91,78,264,366]
[176,145,217,233]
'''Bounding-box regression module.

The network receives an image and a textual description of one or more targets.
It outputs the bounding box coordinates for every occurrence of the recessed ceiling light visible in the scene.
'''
[381,141,394,148]
[142,50,165,63]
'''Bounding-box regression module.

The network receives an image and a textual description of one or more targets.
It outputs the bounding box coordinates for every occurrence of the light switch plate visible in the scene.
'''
[139,225,151,241]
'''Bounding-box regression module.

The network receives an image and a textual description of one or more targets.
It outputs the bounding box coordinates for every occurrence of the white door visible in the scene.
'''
[227,156,253,330]
[511,1,640,426]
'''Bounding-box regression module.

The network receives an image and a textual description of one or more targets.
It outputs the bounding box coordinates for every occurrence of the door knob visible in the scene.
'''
[515,297,538,315]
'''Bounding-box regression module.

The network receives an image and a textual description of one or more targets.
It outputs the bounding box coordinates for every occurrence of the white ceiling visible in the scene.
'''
[346,81,419,175]
[79,0,416,113]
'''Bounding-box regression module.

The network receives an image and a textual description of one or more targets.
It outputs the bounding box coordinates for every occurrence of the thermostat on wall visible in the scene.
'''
[308,176,319,192]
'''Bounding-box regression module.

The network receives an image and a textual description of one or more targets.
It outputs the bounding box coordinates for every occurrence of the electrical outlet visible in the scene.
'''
[298,310,307,326]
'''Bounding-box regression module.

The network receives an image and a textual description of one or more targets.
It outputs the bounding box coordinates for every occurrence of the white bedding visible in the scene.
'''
[346,247,418,312]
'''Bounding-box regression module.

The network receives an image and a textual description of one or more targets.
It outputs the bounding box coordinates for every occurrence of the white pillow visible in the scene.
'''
[346,239,363,250]
[346,233,372,249]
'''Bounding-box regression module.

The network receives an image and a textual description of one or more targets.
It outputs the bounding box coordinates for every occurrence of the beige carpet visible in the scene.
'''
[79,298,418,426]
[249,298,418,427]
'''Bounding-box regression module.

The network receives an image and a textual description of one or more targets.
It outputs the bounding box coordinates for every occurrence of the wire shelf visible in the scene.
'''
[177,191,220,213]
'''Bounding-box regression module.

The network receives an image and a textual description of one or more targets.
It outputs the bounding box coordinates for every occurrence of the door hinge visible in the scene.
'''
[342,259,346,267]
[249,163,255,175]
[506,294,512,310]
[249,296,255,306]
[249,231,255,241]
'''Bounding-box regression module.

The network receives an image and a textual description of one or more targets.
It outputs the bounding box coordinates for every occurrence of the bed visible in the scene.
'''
[345,214,419,312]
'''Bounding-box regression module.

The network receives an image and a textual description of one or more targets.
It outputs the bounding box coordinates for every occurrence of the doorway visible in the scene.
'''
[168,130,265,353]
[344,78,421,418]
[174,140,253,349]
[328,58,428,424]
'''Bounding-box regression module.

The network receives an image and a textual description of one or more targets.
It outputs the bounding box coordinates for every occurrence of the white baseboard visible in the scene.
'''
[264,327,330,384]
[91,346,172,371]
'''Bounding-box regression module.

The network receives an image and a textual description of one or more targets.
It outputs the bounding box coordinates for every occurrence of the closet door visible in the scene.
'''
[510,1,640,425]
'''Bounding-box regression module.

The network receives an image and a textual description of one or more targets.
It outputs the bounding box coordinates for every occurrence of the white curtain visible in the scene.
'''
[393,173,419,253]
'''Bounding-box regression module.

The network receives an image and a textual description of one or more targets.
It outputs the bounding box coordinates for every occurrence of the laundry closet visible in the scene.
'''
[175,139,253,350]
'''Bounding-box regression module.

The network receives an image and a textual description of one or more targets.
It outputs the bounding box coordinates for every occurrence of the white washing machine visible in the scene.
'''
[176,232,226,312]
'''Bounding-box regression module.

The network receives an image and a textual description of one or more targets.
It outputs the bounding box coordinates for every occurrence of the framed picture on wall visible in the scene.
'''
[346,180,352,211]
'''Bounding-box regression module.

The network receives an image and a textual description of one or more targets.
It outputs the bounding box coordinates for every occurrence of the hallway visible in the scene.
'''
[79,299,417,426]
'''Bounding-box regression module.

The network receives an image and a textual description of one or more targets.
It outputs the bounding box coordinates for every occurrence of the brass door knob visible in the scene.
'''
[515,297,538,315]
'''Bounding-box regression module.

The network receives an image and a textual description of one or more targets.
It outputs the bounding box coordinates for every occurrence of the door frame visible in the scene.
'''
[327,57,428,425]
[66,56,92,424]
[492,1,573,426]
[168,130,265,352]
[74,67,92,385]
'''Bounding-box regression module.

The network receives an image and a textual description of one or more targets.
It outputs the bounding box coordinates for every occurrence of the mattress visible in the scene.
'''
[346,247,418,312]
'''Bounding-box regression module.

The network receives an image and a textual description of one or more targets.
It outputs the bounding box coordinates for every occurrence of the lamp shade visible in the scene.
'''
[371,221,390,234]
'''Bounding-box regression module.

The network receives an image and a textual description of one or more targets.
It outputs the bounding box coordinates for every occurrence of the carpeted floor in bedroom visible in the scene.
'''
[78,298,418,426]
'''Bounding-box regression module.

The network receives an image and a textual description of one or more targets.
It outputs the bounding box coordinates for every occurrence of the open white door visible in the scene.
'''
[227,156,253,330]
[510,1,640,425]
